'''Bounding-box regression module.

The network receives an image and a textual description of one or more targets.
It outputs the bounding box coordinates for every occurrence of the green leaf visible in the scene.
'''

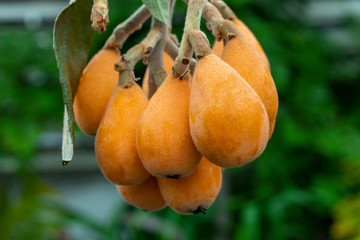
[53,0,94,161]
[142,0,169,24]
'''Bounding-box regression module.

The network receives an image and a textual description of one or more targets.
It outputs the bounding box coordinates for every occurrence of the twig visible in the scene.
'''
[188,30,212,59]
[173,0,207,78]
[169,33,180,46]
[201,2,225,40]
[183,0,238,41]
[104,5,151,50]
[91,0,109,33]
[142,27,163,57]
[210,0,236,20]
[165,38,179,61]
[114,27,163,87]
[147,18,168,99]
[165,38,197,75]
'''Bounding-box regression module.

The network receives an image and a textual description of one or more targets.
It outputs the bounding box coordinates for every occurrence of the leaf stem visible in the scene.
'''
[104,5,151,50]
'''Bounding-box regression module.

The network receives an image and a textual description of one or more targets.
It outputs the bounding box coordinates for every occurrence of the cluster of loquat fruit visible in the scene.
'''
[73,11,278,215]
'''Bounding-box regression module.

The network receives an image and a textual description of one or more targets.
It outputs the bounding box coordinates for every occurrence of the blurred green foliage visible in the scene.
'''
[0,29,62,161]
[1,0,360,239]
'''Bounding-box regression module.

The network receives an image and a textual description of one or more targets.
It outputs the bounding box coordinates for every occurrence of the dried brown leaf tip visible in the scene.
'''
[91,0,109,33]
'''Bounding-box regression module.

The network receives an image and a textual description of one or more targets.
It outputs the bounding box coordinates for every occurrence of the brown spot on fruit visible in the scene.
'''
[191,206,207,215]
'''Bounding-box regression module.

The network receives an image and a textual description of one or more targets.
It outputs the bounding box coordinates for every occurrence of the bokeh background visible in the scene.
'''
[1,0,360,239]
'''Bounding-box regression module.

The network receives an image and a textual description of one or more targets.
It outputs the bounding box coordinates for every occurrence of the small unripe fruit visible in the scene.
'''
[95,83,150,186]
[221,36,278,137]
[117,176,166,211]
[73,49,118,135]
[157,157,222,215]
[190,54,269,168]
[137,74,201,178]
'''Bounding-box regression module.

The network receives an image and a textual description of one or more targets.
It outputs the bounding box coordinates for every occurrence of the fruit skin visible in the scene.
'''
[211,18,270,68]
[95,82,150,186]
[221,36,278,137]
[142,52,174,97]
[157,157,222,215]
[189,54,269,168]
[73,49,119,135]
[232,18,270,68]
[117,176,166,211]
[137,74,201,178]
[212,39,223,57]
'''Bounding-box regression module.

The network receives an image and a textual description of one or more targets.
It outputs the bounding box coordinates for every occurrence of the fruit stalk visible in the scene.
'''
[165,38,197,75]
[202,2,225,40]
[114,26,163,87]
[147,18,169,98]
[188,31,212,59]
[218,19,242,41]
[104,5,151,49]
[210,0,236,20]
[173,0,206,78]
[182,0,224,40]
[199,3,245,43]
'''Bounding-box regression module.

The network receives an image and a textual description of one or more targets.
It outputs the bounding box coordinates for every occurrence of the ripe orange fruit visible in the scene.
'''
[142,52,173,97]
[211,18,270,68]
[157,157,222,215]
[117,176,166,211]
[137,74,201,178]
[232,18,270,68]
[73,49,119,135]
[212,39,224,57]
[190,54,269,168]
[95,82,150,186]
[221,35,278,137]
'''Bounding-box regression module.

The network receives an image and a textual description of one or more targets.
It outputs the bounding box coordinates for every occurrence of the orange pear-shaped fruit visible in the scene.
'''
[190,54,269,168]
[232,18,270,68]
[117,176,166,211]
[95,82,150,186]
[73,49,119,135]
[137,74,201,178]
[142,52,174,97]
[221,35,278,137]
[157,157,222,215]
[212,39,224,57]
[211,19,269,68]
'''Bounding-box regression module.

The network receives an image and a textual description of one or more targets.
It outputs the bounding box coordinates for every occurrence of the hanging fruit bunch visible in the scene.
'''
[53,0,278,215]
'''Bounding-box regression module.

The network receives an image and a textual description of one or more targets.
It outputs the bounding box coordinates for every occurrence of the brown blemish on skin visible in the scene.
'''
[166,174,181,179]
[191,206,207,214]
